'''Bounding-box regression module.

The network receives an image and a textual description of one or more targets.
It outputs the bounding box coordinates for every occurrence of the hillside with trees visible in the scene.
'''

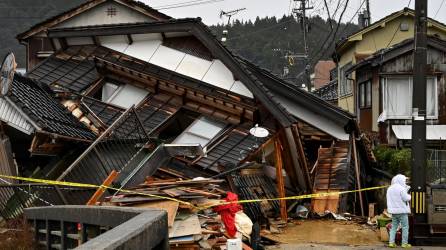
[210,15,359,85]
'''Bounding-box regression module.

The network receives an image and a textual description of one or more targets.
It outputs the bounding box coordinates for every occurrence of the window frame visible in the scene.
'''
[359,80,372,109]
[381,76,438,119]
[339,62,353,97]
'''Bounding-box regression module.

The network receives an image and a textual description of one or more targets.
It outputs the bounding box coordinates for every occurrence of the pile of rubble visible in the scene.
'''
[100,176,257,249]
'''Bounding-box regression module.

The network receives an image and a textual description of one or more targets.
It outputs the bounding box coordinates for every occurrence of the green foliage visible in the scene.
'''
[374,145,411,175]
[210,15,359,84]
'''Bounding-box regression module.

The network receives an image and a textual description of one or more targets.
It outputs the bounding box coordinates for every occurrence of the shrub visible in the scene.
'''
[374,145,411,175]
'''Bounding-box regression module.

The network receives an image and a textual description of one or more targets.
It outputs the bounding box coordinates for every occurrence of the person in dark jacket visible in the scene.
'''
[386,174,411,248]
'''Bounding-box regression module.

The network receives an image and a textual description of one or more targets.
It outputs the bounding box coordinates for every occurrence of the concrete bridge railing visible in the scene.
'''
[24,205,168,250]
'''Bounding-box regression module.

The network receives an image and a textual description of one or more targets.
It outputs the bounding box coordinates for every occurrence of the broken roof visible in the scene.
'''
[5,74,96,141]
[16,0,171,41]
[26,46,100,93]
[44,18,358,134]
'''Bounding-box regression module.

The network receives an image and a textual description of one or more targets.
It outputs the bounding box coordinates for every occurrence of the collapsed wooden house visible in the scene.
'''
[0,0,374,220]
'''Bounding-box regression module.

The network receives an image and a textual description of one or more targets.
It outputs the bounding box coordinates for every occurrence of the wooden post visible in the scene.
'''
[274,139,287,222]
[284,127,308,192]
[351,133,365,216]
[86,170,119,205]
[292,124,312,188]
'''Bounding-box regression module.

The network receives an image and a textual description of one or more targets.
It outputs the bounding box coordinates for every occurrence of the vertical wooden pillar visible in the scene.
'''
[274,139,287,222]
[292,124,312,188]
[351,133,365,216]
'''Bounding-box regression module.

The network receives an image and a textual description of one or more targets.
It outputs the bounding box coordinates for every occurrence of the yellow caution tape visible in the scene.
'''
[0,174,388,211]
[0,174,195,208]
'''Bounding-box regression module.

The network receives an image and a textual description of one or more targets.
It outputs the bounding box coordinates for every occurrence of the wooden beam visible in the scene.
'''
[86,170,119,206]
[274,139,287,222]
[292,124,312,188]
[351,133,365,216]
[284,127,308,192]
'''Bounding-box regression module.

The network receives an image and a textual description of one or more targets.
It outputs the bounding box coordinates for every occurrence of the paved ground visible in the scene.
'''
[267,244,446,249]
[263,220,446,249]
[265,220,382,246]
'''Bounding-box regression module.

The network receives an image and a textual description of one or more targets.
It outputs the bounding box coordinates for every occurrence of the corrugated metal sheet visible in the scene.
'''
[0,98,34,134]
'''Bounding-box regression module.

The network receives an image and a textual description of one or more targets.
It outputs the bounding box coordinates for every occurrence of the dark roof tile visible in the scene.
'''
[27,46,99,93]
[9,74,96,140]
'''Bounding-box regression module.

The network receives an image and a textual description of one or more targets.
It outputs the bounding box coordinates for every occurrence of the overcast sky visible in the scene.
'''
[143,0,446,25]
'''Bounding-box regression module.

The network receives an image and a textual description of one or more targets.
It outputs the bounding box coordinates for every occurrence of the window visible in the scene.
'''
[101,82,149,109]
[339,63,352,97]
[359,80,372,108]
[102,82,119,102]
[381,76,437,119]
[173,116,226,147]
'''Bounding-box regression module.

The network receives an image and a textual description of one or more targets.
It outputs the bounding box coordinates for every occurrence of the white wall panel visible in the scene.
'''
[57,2,151,28]
[175,54,213,80]
[99,35,129,52]
[230,81,253,98]
[149,45,186,71]
[108,84,149,109]
[98,33,254,99]
[201,60,236,90]
[125,40,161,62]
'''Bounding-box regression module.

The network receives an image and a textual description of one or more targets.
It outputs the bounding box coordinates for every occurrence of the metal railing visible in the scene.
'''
[25,205,168,250]
[427,149,446,184]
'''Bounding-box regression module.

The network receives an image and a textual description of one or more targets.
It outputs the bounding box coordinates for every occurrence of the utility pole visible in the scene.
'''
[365,0,371,26]
[293,0,313,91]
[411,0,427,227]
[220,8,246,43]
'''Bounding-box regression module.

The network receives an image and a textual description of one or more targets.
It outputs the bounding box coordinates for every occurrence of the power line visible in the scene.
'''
[323,0,334,30]
[434,0,445,18]
[385,0,413,48]
[155,0,225,10]
[309,0,352,65]
[293,0,314,91]
[154,0,208,8]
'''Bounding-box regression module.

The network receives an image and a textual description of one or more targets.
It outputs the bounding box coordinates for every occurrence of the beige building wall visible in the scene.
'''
[336,12,446,126]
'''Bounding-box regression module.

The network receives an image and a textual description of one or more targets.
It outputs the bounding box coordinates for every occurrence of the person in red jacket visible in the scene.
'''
[213,192,242,238]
